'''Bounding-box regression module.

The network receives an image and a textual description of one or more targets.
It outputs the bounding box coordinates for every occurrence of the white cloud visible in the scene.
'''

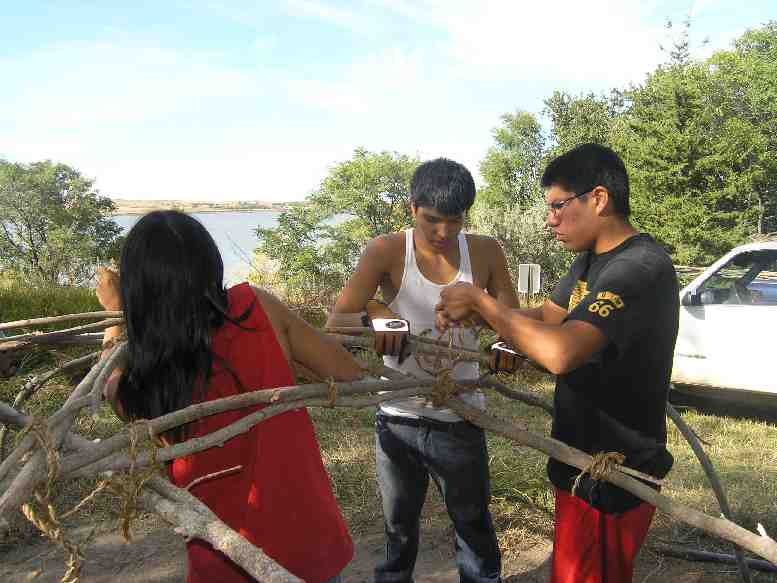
[0,42,266,131]
[88,146,353,201]
[2,0,763,204]
[283,47,426,114]
[284,0,372,34]
[380,0,667,86]
[690,0,716,18]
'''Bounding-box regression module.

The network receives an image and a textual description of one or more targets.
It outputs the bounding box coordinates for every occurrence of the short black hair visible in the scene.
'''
[410,158,475,216]
[541,143,630,217]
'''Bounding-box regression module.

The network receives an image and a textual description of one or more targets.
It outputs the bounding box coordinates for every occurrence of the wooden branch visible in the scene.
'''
[0,376,465,484]
[325,326,371,334]
[0,312,123,332]
[0,333,105,353]
[0,320,122,353]
[0,354,113,515]
[63,381,480,478]
[45,333,105,346]
[375,363,415,381]
[89,342,127,413]
[327,332,490,366]
[652,545,775,573]
[0,402,302,581]
[0,351,99,460]
[481,377,554,415]
[0,401,96,454]
[445,397,777,566]
[666,403,753,583]
[141,476,301,582]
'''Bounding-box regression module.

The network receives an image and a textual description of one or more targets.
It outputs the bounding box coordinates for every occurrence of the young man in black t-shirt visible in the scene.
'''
[436,143,679,582]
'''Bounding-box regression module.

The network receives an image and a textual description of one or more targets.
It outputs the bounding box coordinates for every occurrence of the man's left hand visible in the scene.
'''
[437,282,482,323]
[96,268,122,312]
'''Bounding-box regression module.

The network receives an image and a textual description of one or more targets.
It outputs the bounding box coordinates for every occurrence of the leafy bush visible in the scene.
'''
[256,149,419,307]
[0,160,123,287]
[470,199,573,297]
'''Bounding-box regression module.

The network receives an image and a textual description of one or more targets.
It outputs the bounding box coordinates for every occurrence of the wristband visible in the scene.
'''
[370,317,410,360]
[489,340,520,374]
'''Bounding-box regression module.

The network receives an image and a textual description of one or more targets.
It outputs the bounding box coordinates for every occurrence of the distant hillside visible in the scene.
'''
[111,199,289,215]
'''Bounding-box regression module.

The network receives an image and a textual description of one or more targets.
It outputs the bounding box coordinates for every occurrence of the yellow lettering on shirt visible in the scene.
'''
[568,281,589,311]
[596,291,625,309]
[588,291,625,318]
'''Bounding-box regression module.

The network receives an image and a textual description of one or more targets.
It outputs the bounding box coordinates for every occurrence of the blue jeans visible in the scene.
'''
[374,413,501,583]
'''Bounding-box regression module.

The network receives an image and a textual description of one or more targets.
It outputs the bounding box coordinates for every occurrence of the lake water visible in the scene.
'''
[113,211,280,284]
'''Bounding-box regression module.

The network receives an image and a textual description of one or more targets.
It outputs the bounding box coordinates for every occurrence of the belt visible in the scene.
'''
[377,412,466,432]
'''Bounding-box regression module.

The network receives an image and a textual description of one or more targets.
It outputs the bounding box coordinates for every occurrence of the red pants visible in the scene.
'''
[550,488,655,583]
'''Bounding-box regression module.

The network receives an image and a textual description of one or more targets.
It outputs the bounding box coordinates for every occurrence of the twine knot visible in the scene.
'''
[572,451,626,496]
[429,369,459,407]
[326,378,338,407]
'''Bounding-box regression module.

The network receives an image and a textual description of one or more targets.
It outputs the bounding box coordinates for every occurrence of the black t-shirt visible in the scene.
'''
[548,233,679,514]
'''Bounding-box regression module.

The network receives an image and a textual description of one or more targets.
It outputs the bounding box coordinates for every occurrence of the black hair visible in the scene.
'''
[410,158,476,216]
[116,210,242,442]
[541,143,630,217]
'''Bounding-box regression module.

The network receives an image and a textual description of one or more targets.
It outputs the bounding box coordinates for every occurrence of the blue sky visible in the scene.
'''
[1,0,774,202]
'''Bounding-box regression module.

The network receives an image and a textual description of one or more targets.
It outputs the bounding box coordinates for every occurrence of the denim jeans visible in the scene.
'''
[374,413,501,583]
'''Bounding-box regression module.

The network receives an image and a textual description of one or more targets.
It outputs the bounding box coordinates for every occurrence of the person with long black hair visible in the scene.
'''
[96,210,360,583]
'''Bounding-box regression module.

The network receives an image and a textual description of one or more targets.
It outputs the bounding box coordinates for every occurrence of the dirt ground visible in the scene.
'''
[0,513,761,583]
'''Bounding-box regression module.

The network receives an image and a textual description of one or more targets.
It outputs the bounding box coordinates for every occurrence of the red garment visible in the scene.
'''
[550,488,655,583]
[169,283,353,582]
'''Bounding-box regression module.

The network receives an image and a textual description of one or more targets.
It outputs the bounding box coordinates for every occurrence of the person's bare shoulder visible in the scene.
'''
[370,231,405,252]
[465,233,504,264]
[362,231,405,268]
[248,285,288,327]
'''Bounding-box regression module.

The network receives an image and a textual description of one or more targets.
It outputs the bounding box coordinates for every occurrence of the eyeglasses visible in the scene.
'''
[546,190,591,216]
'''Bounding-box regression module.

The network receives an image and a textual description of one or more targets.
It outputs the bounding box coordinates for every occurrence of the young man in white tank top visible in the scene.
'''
[328,158,518,583]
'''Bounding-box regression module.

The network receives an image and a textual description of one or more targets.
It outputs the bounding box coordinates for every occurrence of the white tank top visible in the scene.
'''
[380,228,486,421]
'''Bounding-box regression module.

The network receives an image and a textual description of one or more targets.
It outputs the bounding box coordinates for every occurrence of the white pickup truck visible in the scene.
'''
[671,241,777,404]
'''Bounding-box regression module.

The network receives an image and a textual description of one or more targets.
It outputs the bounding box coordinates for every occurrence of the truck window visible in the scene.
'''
[696,250,777,306]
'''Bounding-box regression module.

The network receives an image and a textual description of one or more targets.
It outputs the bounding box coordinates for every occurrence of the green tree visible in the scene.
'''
[256,149,419,304]
[0,160,123,286]
[543,91,618,158]
[615,23,777,263]
[477,111,545,209]
[470,199,572,297]
[615,60,731,264]
[536,22,777,265]
[472,110,572,293]
[707,22,777,235]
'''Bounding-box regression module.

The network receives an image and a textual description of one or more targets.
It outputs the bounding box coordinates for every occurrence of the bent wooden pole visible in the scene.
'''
[0,312,123,332]
[481,377,554,415]
[0,350,115,515]
[0,319,123,354]
[666,402,753,583]
[652,545,777,574]
[0,352,100,461]
[445,398,777,566]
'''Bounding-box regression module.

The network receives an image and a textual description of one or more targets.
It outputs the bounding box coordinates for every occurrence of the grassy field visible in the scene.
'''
[1,288,776,578]
[0,280,101,325]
